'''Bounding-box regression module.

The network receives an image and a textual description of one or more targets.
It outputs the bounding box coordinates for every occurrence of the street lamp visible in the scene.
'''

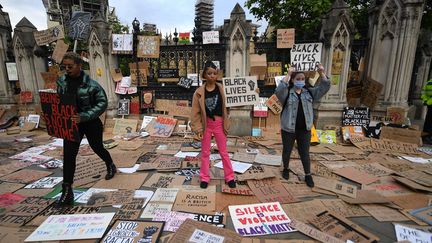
[132,17,141,87]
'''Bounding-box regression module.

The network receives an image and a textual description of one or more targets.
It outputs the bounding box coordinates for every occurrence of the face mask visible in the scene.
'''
[294,80,305,89]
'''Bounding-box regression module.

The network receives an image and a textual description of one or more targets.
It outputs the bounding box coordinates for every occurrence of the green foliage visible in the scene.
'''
[110,17,130,34]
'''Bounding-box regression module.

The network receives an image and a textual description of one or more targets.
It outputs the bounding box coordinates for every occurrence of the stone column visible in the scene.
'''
[88,14,117,111]
[365,0,425,110]
[12,17,46,104]
[0,6,14,104]
[316,0,356,126]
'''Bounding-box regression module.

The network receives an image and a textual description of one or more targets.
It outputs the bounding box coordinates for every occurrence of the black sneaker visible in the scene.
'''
[282,169,289,180]
[200,181,208,189]
[305,175,315,188]
[228,180,236,188]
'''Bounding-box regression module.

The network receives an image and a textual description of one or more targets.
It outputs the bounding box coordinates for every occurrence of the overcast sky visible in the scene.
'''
[2,0,267,34]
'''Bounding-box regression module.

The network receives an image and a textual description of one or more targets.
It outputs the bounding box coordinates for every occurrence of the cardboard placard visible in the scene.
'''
[289,219,344,243]
[52,39,69,64]
[276,29,295,49]
[265,62,282,86]
[24,177,62,189]
[25,213,114,241]
[181,156,201,169]
[153,155,182,172]
[147,117,177,137]
[410,206,432,225]
[40,71,58,89]
[0,182,25,194]
[360,204,408,222]
[86,190,135,207]
[203,31,220,44]
[247,177,297,204]
[253,153,281,166]
[40,91,80,142]
[0,227,37,243]
[19,91,33,104]
[236,165,275,181]
[282,183,321,199]
[113,198,146,221]
[397,170,432,187]
[342,107,370,127]
[168,218,242,243]
[0,169,52,184]
[319,199,369,218]
[371,138,419,154]
[113,118,138,135]
[29,205,101,226]
[117,99,130,116]
[282,199,327,223]
[0,193,26,209]
[111,34,133,54]
[250,54,267,80]
[143,173,185,188]
[393,176,432,193]
[380,126,422,145]
[110,68,123,82]
[290,43,322,71]
[361,78,383,109]
[339,190,391,205]
[33,25,65,46]
[74,155,107,187]
[137,35,160,58]
[229,202,294,237]
[358,163,394,177]
[173,191,215,214]
[253,98,268,117]
[387,107,408,125]
[221,183,254,196]
[92,174,147,190]
[363,176,413,197]
[152,211,194,232]
[223,76,259,107]
[314,177,357,198]
[333,167,379,185]
[155,99,191,116]
[0,197,52,227]
[388,193,429,210]
[101,219,164,243]
[310,211,379,243]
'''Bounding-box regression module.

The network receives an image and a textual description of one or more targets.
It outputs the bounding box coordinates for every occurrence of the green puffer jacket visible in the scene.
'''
[421,79,432,106]
[57,71,108,123]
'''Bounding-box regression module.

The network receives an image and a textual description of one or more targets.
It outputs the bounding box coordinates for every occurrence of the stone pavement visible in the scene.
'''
[0,129,431,242]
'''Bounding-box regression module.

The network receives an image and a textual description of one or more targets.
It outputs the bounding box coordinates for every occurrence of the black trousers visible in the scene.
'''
[63,118,113,184]
[424,105,432,135]
[281,129,311,175]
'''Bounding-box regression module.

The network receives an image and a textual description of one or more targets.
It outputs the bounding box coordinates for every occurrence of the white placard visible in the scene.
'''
[25,213,115,242]
[140,116,156,131]
[290,43,322,71]
[214,161,252,174]
[223,76,259,107]
[189,229,225,243]
[229,202,294,237]
[24,177,63,189]
[394,224,432,243]
[6,62,18,81]
[112,34,133,52]
[203,31,220,44]
[27,114,41,128]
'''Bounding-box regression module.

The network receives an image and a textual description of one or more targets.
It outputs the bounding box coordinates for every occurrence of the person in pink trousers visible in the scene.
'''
[191,61,236,189]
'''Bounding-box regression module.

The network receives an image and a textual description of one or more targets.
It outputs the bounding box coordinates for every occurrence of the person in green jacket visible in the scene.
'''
[421,79,432,144]
[56,52,117,207]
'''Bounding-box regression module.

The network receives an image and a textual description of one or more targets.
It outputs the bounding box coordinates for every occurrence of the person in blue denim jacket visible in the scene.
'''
[275,64,330,187]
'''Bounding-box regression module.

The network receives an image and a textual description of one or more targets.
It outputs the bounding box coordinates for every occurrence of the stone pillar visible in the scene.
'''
[12,17,46,104]
[0,6,14,104]
[316,0,356,126]
[410,30,432,120]
[88,13,117,110]
[365,0,425,110]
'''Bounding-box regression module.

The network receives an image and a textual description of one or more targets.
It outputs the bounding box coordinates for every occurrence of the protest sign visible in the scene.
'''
[250,54,267,80]
[265,94,283,115]
[147,117,177,137]
[0,169,52,184]
[173,191,215,214]
[143,173,184,188]
[181,156,201,169]
[223,76,259,107]
[361,78,383,109]
[0,197,52,227]
[221,183,254,196]
[276,29,295,49]
[29,205,101,226]
[51,39,69,64]
[117,99,130,116]
[0,193,26,209]
[111,34,133,54]
[254,154,281,166]
[113,198,146,221]
[40,71,58,89]
[314,177,357,198]
[151,188,179,203]
[229,202,294,237]
[74,155,107,186]
[360,204,408,222]
[153,155,182,172]
[247,177,297,204]
[19,91,33,104]
[290,43,322,71]
[141,90,155,109]
[319,199,369,218]
[342,107,370,127]
[93,173,147,190]
[155,99,191,117]
[0,182,24,195]
[25,213,114,242]
[192,212,225,228]
[68,11,91,40]
[169,218,242,243]
[40,91,80,142]
[158,69,179,82]
[24,177,62,189]
[137,35,160,58]
[100,220,164,243]
[113,118,138,135]
[153,210,195,232]
[253,98,268,117]
[140,203,173,219]
[75,188,117,204]
[214,161,252,174]
[237,165,275,181]
[333,167,379,185]
[410,206,432,225]
[265,62,282,86]
[5,62,18,81]
[289,219,344,243]
[0,227,37,243]
[394,224,432,243]
[33,25,64,46]
[177,77,194,89]
[86,190,135,207]
[110,68,123,82]
[203,31,220,44]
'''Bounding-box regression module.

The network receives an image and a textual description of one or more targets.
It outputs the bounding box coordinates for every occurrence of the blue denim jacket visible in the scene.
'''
[275,77,330,133]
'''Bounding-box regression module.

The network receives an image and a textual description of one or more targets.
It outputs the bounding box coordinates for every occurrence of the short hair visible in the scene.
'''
[62,52,82,65]
[202,61,218,79]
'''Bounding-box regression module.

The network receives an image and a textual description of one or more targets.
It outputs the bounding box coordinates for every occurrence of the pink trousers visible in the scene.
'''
[200,117,235,183]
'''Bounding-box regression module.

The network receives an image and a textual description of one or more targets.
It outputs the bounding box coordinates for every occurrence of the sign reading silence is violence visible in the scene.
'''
[40,91,80,142]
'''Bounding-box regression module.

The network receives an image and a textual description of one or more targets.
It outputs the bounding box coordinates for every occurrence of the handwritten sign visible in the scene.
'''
[137,35,160,58]
[173,191,215,214]
[152,211,194,232]
[113,118,138,135]
[112,34,133,54]
[223,76,259,107]
[342,107,370,127]
[52,39,69,64]
[265,94,282,114]
[147,117,177,137]
[290,43,322,71]
[24,177,62,189]
[41,72,58,89]
[253,98,268,117]
[203,31,220,44]
[277,29,295,49]
[247,177,297,204]
[117,99,130,116]
[154,155,182,172]
[0,197,52,227]
[143,173,184,188]
[25,213,114,241]
[40,91,79,142]
[68,11,91,40]
[29,205,101,226]
[33,25,65,46]
[229,202,294,236]
[101,220,164,243]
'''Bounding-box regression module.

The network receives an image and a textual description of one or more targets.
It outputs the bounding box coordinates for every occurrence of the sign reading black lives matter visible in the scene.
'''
[342,107,370,127]
[290,43,322,71]
[68,11,91,40]
[40,91,80,142]
[223,76,259,107]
